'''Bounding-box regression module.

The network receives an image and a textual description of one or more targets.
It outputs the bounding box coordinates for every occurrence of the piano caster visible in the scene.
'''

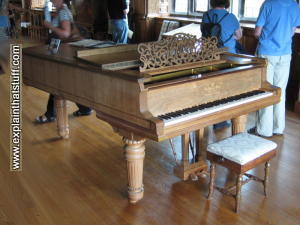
[128,186,144,204]
[58,129,69,139]
[190,169,209,181]
[197,170,209,179]
[190,173,199,181]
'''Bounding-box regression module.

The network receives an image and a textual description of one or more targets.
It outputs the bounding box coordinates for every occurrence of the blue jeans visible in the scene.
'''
[257,54,292,136]
[110,19,128,44]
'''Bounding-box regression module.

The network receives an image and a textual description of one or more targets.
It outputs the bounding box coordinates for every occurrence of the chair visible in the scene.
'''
[157,20,180,41]
[206,133,277,213]
[28,10,48,41]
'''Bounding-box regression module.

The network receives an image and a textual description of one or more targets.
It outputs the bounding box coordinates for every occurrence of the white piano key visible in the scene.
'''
[163,91,273,127]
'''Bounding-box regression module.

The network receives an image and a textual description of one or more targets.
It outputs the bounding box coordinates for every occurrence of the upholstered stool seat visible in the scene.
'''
[206,133,277,212]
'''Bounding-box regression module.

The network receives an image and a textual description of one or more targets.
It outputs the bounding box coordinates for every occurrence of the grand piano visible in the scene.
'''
[23,34,280,203]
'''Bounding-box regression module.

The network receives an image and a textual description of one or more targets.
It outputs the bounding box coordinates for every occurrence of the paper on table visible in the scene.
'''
[68,39,115,48]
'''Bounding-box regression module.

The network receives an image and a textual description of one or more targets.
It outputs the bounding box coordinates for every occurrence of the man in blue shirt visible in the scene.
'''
[254,0,300,137]
[202,0,242,53]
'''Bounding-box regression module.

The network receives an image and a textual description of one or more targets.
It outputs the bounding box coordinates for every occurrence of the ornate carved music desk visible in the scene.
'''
[23,34,280,203]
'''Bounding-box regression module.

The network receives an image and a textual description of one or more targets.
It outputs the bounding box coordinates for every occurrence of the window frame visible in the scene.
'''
[170,0,209,17]
[170,0,237,18]
[238,0,263,22]
[170,0,271,22]
[192,0,210,15]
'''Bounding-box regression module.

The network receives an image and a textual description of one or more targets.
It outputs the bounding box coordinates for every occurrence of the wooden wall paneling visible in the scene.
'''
[240,27,257,55]
[90,0,108,34]
[288,32,300,113]
[132,0,161,42]
[73,0,94,24]
[133,15,156,42]
[153,18,163,40]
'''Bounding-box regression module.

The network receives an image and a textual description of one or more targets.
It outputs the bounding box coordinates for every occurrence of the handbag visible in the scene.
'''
[68,22,82,41]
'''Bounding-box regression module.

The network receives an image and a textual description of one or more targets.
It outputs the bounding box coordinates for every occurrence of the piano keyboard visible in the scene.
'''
[159,90,273,127]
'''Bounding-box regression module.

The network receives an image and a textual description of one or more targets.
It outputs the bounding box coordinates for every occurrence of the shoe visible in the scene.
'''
[213,121,231,129]
[247,127,273,138]
[35,115,56,124]
[256,133,272,138]
[73,110,93,117]
[248,127,256,134]
[273,133,283,137]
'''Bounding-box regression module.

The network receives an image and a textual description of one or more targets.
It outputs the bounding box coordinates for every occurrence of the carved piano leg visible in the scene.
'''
[232,114,248,135]
[54,97,69,139]
[123,137,146,204]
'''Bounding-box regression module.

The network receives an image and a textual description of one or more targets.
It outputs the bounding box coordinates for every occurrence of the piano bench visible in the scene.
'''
[206,133,277,213]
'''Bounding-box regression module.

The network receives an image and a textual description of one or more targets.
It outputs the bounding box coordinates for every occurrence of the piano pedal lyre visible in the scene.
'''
[169,133,196,166]
[169,138,179,166]
[173,129,208,181]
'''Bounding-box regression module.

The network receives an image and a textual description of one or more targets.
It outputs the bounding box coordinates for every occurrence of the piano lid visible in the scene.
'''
[76,44,140,71]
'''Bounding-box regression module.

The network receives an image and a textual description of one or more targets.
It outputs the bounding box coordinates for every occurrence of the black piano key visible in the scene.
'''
[158,90,267,119]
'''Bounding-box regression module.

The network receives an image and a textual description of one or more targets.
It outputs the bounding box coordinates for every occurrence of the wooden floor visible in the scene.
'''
[1,44,300,225]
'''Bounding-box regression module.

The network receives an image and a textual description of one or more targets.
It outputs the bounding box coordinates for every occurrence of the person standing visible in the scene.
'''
[254,0,300,137]
[36,0,92,123]
[201,0,242,53]
[0,0,9,40]
[201,0,243,128]
[107,0,129,44]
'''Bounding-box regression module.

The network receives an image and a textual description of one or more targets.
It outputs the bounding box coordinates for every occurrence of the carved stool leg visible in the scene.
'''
[232,114,248,135]
[123,137,146,204]
[207,163,216,200]
[55,97,69,139]
[235,174,243,213]
[264,161,271,196]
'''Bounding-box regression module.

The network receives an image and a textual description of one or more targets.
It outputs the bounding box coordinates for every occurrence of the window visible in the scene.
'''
[31,0,46,9]
[195,0,208,12]
[171,0,266,20]
[174,0,188,14]
[172,0,210,16]
[240,0,264,20]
